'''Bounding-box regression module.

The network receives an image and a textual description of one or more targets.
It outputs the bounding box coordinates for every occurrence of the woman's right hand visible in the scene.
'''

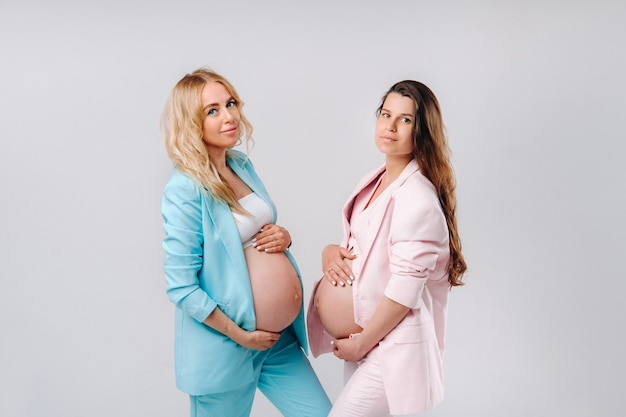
[205,308,281,351]
[322,244,356,287]
[238,329,281,351]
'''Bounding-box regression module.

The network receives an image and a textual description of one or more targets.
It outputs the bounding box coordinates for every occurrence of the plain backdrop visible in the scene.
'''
[1,1,625,416]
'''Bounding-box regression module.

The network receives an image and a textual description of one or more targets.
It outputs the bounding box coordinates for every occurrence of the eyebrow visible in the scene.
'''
[381,107,413,118]
[203,96,235,111]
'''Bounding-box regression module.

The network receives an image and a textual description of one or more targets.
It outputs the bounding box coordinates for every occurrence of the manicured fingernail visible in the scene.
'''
[339,281,345,287]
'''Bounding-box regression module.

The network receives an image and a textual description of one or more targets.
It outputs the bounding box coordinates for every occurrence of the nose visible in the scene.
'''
[223,107,235,122]
[386,121,396,132]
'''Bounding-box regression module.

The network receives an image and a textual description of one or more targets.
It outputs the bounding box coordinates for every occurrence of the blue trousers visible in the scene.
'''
[190,327,331,417]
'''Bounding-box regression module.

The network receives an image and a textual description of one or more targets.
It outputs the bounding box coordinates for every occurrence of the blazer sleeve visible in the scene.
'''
[384,176,448,309]
[161,173,218,323]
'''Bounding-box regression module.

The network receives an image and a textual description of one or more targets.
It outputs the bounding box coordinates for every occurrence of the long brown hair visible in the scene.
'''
[378,81,466,286]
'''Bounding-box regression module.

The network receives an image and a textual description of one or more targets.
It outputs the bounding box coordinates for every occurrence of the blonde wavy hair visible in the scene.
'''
[161,68,254,214]
[377,81,467,287]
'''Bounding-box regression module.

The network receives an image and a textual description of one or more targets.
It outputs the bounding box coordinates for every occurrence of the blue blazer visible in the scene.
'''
[161,150,307,395]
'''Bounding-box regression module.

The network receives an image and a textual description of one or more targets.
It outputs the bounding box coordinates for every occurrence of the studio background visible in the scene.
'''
[1,1,624,416]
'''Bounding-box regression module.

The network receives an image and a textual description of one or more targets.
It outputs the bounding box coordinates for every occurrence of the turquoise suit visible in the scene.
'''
[161,150,330,416]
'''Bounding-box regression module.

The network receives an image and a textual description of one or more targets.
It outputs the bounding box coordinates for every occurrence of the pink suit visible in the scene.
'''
[307,159,451,415]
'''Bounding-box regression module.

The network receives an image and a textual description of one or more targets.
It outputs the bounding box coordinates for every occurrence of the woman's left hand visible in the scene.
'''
[253,224,291,253]
[331,336,368,362]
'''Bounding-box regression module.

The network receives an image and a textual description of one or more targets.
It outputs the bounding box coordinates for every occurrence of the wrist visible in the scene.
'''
[322,244,337,256]
[355,333,376,357]
[225,322,245,343]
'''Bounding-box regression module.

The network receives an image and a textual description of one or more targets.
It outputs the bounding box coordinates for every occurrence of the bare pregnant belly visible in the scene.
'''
[314,259,363,339]
[245,246,302,333]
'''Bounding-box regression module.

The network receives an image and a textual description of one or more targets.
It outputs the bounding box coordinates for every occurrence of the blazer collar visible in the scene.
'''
[393,158,420,187]
[344,158,420,218]
[353,158,419,197]
[227,156,274,218]
[342,158,420,269]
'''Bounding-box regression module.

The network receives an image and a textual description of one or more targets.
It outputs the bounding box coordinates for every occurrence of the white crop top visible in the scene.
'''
[232,192,272,248]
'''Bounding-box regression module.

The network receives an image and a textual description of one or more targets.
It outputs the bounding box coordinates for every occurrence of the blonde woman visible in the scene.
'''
[161,68,331,417]
[308,80,466,416]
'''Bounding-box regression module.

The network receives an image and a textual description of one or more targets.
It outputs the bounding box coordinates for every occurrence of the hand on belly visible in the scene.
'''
[245,247,302,333]
[314,259,363,339]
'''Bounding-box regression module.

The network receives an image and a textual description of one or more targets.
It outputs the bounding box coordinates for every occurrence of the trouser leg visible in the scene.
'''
[329,347,391,417]
[256,327,332,417]
[189,381,256,417]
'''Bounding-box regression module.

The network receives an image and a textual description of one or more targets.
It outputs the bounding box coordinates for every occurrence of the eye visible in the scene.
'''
[380,112,390,119]
[402,117,412,124]
[226,99,237,108]
[207,108,217,116]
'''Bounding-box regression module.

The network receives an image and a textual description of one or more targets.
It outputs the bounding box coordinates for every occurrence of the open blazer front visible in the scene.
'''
[162,150,307,395]
[307,159,451,414]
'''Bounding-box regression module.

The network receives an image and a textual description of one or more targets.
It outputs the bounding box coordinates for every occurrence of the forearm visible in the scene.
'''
[356,297,410,354]
[203,306,281,351]
[202,306,246,345]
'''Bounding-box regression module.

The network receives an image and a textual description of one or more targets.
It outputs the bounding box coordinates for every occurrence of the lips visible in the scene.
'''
[221,126,238,134]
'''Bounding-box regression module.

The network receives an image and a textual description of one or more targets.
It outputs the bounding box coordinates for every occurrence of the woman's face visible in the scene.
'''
[375,92,416,159]
[200,81,241,155]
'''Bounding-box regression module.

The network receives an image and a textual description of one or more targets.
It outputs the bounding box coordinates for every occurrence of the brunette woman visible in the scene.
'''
[308,80,466,416]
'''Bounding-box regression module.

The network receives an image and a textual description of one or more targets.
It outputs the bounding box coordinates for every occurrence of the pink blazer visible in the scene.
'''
[307,159,452,415]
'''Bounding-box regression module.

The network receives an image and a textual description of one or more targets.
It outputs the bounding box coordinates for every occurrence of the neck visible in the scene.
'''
[207,147,229,174]
[384,155,413,181]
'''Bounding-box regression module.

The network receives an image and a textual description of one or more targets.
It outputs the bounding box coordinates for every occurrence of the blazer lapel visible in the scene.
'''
[202,194,249,282]
[341,165,385,247]
[228,158,277,223]
[201,156,272,284]
[350,160,420,272]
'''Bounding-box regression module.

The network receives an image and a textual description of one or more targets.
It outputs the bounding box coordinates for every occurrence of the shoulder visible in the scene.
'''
[411,169,438,193]
[390,170,448,241]
[393,169,443,218]
[163,169,203,203]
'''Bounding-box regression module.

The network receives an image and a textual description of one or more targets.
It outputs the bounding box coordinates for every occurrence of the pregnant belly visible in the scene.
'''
[245,246,302,333]
[314,259,363,339]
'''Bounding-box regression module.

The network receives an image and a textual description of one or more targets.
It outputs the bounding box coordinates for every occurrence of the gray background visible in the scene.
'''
[1,1,624,416]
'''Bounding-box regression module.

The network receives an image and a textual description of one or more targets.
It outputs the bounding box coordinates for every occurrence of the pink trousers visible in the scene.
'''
[328,346,393,417]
